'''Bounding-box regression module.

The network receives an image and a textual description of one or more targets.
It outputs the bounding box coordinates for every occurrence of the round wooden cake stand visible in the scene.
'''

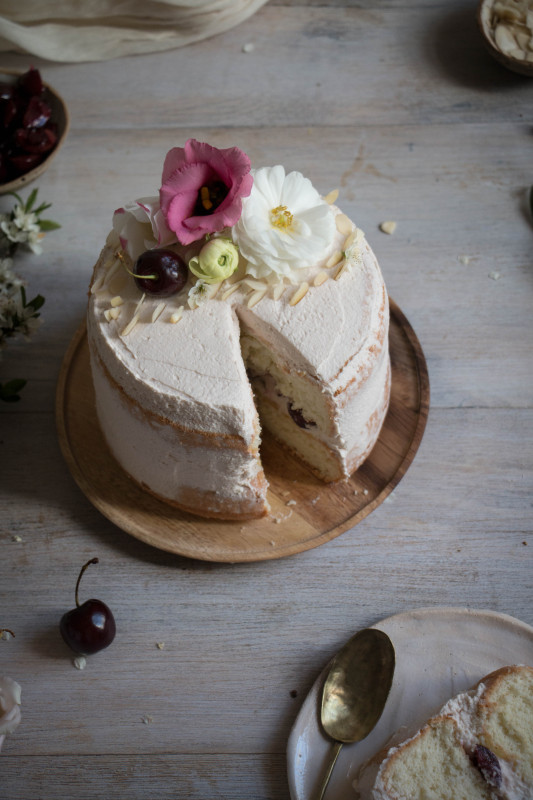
[56,299,429,563]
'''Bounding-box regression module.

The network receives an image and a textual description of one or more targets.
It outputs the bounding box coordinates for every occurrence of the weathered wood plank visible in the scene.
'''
[0,3,531,130]
[0,754,289,800]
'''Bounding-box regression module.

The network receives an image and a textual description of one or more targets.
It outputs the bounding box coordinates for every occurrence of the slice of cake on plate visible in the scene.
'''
[358,664,533,800]
[87,139,390,520]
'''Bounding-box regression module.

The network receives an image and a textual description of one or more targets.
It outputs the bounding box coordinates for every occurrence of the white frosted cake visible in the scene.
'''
[357,665,533,800]
[87,140,390,520]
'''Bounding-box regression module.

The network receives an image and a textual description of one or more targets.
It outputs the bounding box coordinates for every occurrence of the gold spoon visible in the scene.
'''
[316,628,395,800]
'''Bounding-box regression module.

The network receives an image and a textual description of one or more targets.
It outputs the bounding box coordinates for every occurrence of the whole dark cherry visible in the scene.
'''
[60,558,116,656]
[132,249,187,296]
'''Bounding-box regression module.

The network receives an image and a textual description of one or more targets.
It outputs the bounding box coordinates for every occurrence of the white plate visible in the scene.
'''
[287,607,533,800]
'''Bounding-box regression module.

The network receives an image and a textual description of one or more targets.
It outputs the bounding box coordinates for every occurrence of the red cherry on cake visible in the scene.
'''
[132,249,187,296]
[60,558,116,656]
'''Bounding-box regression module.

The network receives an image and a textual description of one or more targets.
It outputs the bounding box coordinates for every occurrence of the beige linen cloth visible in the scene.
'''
[0,0,268,62]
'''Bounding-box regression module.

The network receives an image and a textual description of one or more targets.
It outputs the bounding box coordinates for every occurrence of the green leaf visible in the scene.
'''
[34,201,52,215]
[39,219,61,231]
[26,293,45,312]
[7,191,23,206]
[25,187,39,212]
[0,379,27,402]
[20,285,27,306]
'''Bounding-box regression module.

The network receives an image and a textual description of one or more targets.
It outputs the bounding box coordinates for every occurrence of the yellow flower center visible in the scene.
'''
[270,205,293,231]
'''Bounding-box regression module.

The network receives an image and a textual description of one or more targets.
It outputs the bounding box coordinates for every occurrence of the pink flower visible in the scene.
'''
[160,139,253,245]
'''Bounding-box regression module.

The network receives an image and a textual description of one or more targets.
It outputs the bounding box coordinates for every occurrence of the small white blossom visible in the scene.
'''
[0,259,23,295]
[0,289,42,351]
[0,677,22,745]
[12,204,40,233]
[187,279,217,309]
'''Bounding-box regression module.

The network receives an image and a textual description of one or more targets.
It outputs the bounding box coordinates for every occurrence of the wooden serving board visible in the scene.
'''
[55,299,429,563]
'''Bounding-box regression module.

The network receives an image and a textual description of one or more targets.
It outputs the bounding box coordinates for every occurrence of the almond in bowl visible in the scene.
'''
[478,0,533,76]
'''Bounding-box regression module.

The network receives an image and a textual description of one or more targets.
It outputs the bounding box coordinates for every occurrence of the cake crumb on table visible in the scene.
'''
[379,220,397,234]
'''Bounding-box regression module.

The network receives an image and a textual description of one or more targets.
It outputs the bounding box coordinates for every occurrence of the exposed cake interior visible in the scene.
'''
[361,665,533,800]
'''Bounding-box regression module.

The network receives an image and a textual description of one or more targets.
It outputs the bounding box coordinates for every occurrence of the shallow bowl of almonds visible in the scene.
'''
[478,0,533,76]
[0,67,70,194]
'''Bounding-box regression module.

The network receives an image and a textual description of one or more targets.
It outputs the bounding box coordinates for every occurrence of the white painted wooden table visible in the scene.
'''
[1,2,532,798]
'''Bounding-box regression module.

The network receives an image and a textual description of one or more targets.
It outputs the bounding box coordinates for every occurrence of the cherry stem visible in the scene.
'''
[75,558,99,608]
[0,629,15,639]
[115,250,157,281]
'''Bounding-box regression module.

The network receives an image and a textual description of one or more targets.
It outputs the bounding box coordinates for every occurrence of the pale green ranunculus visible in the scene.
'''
[188,238,239,284]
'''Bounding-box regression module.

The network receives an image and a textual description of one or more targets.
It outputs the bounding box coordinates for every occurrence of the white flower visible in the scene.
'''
[232,165,336,281]
[187,279,219,309]
[0,289,41,349]
[12,204,40,233]
[0,677,22,745]
[0,259,23,296]
[113,197,177,261]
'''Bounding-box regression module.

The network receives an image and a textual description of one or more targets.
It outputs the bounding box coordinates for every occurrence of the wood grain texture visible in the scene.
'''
[0,0,532,798]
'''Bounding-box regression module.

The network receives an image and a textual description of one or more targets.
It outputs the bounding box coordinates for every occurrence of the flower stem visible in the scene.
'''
[115,250,157,280]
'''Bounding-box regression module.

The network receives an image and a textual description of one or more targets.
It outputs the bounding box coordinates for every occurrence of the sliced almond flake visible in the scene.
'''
[208,281,222,299]
[121,311,141,337]
[104,307,121,321]
[495,23,518,52]
[134,292,146,315]
[247,289,267,308]
[343,230,357,250]
[379,220,397,235]
[103,258,121,286]
[170,307,184,324]
[110,295,124,308]
[313,271,329,287]
[272,281,286,300]
[324,188,339,205]
[90,274,105,294]
[326,250,343,269]
[221,281,243,300]
[335,213,352,236]
[289,282,309,306]
[243,277,268,291]
[334,261,349,281]
[151,302,166,323]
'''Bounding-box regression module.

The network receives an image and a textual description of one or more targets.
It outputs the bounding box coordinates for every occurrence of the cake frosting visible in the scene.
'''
[87,141,390,520]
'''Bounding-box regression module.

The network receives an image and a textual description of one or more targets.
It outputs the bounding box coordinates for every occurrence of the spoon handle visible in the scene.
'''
[316,740,343,800]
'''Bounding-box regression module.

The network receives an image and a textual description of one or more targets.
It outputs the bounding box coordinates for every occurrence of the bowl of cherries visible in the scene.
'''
[0,66,70,194]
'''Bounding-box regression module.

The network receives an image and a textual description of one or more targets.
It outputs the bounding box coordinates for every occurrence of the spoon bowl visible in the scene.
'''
[317,628,395,799]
